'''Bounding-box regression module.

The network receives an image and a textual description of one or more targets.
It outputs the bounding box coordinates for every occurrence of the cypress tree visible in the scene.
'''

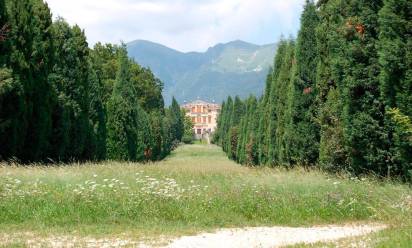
[213,101,225,144]
[87,59,107,160]
[107,46,150,161]
[267,40,295,166]
[229,96,245,160]
[2,0,55,161]
[49,19,91,160]
[169,97,184,142]
[315,0,347,171]
[0,0,8,66]
[0,67,24,160]
[378,0,412,179]
[237,96,259,165]
[338,1,386,175]
[0,0,24,160]
[288,0,320,165]
[222,96,233,152]
[257,71,274,164]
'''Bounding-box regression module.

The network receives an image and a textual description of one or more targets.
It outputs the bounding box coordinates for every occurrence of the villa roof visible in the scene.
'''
[183,99,218,106]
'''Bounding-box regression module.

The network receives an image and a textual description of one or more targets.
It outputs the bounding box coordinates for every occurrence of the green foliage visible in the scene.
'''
[106,47,152,161]
[215,0,411,182]
[182,110,194,144]
[386,108,412,181]
[0,145,410,245]
[0,68,24,160]
[378,0,412,180]
[0,0,9,66]
[169,97,184,143]
[2,0,55,161]
[288,0,320,165]
[0,0,174,163]
[49,19,93,160]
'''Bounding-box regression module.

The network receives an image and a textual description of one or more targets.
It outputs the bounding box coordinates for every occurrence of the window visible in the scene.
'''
[208,116,212,123]
[192,117,196,123]
[203,116,206,123]
[197,129,201,134]
[192,107,196,113]
[197,116,201,123]
[197,106,201,113]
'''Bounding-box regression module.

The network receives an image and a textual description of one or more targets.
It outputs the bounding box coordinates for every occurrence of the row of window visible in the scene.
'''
[192,116,212,124]
[191,106,213,113]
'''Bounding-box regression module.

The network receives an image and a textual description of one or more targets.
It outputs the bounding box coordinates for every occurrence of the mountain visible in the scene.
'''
[127,40,277,105]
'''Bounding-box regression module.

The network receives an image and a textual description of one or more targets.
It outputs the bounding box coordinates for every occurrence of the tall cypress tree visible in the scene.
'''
[223,96,233,152]
[257,71,273,164]
[288,0,320,165]
[378,0,412,178]
[315,0,347,171]
[1,0,55,161]
[0,0,23,160]
[227,96,245,159]
[87,60,107,160]
[49,19,91,160]
[237,96,259,165]
[107,46,142,161]
[169,97,184,142]
[266,40,295,166]
[338,1,386,175]
[0,0,8,66]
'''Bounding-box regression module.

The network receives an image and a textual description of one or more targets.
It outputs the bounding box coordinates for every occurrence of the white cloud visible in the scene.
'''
[45,0,305,52]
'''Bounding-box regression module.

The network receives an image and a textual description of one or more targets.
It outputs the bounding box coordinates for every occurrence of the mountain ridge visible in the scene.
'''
[127,39,277,104]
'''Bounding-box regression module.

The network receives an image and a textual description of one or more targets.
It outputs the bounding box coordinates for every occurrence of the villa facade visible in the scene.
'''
[181,100,221,138]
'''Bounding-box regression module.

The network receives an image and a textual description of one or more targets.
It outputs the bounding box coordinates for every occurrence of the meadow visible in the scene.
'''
[0,145,411,247]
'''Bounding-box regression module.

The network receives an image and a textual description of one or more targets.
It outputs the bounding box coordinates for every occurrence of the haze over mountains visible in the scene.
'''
[127,40,277,105]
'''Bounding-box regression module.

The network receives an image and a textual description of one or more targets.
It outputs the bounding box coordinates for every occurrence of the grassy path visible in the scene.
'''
[0,144,411,247]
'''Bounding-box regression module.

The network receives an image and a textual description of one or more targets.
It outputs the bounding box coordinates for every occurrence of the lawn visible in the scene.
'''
[0,144,411,247]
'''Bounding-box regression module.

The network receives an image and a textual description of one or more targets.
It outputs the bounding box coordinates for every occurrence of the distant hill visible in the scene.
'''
[127,40,277,105]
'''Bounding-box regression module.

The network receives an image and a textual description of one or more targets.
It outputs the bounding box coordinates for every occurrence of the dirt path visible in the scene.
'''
[1,223,386,247]
[165,224,386,248]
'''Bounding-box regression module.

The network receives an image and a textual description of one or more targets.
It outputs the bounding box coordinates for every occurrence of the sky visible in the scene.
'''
[45,0,306,52]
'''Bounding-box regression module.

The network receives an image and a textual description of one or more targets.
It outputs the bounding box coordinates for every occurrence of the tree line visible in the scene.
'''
[214,0,411,182]
[0,0,185,162]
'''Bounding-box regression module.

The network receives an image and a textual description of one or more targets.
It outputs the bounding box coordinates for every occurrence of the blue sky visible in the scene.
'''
[45,0,305,52]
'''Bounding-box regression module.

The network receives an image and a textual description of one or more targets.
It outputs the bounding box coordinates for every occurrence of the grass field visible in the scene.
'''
[0,144,411,247]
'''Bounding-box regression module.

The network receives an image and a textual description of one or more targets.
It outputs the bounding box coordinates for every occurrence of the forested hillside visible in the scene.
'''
[0,0,184,162]
[214,0,412,182]
[127,40,277,104]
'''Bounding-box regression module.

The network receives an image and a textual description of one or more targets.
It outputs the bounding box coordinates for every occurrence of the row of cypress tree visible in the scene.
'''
[214,0,411,182]
[0,0,184,162]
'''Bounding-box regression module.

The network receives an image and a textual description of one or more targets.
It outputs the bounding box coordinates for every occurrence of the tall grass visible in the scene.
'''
[0,145,411,245]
